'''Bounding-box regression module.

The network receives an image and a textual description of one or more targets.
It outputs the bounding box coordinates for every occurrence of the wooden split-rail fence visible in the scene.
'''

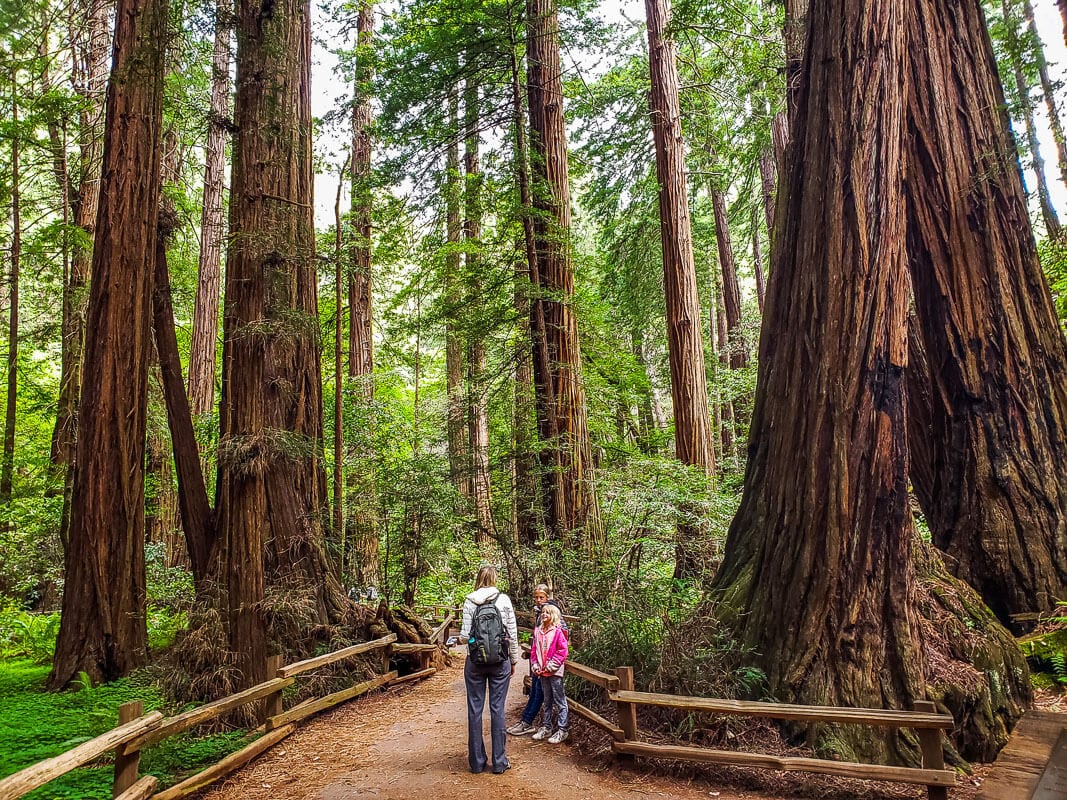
[0,612,454,800]
[516,621,957,800]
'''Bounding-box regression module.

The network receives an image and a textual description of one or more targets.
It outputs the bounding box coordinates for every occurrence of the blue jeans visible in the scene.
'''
[539,674,569,732]
[521,663,544,724]
[464,658,512,773]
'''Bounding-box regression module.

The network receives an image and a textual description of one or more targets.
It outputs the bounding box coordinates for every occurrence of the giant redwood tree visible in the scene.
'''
[50,0,167,688]
[219,0,347,687]
[526,0,602,547]
[905,0,1067,627]
[710,0,925,762]
[644,0,713,575]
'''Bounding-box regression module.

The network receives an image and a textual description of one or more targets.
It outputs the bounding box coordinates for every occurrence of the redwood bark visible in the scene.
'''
[188,0,231,416]
[49,0,166,688]
[220,0,346,687]
[464,78,493,543]
[345,0,379,587]
[751,203,766,313]
[711,0,925,763]
[526,0,602,547]
[906,0,1067,625]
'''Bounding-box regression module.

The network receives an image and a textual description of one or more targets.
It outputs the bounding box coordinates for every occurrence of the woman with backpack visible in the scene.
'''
[459,565,520,774]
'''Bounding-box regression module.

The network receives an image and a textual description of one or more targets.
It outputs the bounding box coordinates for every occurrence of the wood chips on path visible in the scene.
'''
[196,657,982,800]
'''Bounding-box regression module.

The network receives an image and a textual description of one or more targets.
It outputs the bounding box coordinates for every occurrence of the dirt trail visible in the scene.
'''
[197,657,787,800]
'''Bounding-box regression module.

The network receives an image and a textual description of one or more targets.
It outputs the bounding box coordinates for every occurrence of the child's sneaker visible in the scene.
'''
[548,729,569,744]
[507,721,535,736]
[532,726,551,741]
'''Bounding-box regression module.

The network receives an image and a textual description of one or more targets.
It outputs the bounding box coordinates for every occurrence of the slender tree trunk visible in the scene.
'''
[906,0,1067,626]
[646,0,714,578]
[710,0,926,763]
[463,78,493,543]
[1058,0,1067,50]
[2,82,20,504]
[49,0,166,688]
[713,278,735,459]
[507,12,548,544]
[444,90,470,501]
[1023,0,1067,196]
[220,0,346,688]
[333,162,346,577]
[757,147,776,237]
[51,0,110,542]
[631,328,658,453]
[711,184,746,369]
[1002,0,1061,238]
[751,203,766,314]
[345,0,379,588]
[526,0,602,548]
[188,0,231,416]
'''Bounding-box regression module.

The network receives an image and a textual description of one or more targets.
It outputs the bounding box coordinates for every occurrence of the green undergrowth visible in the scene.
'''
[0,659,251,799]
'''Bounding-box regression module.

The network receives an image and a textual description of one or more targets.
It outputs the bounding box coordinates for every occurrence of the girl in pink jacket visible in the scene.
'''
[530,604,569,743]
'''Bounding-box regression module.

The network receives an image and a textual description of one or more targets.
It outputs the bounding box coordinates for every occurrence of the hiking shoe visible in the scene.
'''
[507,721,535,736]
[548,729,569,744]
[531,726,551,741]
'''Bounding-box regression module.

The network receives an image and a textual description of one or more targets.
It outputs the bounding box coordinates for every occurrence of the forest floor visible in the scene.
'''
[194,653,997,800]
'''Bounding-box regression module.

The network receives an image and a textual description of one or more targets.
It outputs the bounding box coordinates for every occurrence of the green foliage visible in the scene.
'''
[1020,607,1067,685]
[0,609,60,663]
[0,659,255,798]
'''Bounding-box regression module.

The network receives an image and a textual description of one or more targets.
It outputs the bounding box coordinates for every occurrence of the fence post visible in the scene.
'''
[914,700,948,800]
[614,666,637,742]
[263,655,284,728]
[112,701,142,796]
[381,643,392,677]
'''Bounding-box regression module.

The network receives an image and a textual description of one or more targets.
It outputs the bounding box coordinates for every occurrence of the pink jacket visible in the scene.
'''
[532,624,569,677]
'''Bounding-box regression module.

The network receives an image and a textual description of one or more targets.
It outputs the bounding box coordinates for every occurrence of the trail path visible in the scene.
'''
[197,658,788,800]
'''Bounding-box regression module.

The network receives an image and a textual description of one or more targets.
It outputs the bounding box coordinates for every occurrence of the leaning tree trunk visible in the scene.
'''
[345,0,379,588]
[49,0,166,689]
[710,0,925,764]
[220,0,348,689]
[906,0,1067,627]
[1059,0,1067,50]
[526,0,602,548]
[645,0,714,578]
[187,0,230,416]
[1023,0,1067,199]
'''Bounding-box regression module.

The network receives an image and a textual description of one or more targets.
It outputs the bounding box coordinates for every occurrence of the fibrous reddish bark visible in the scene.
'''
[3,81,20,504]
[711,0,925,763]
[220,0,346,687]
[526,0,602,547]
[50,0,166,688]
[906,0,1067,626]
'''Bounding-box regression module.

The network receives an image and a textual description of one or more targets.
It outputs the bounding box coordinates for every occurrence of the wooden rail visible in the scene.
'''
[1,616,444,800]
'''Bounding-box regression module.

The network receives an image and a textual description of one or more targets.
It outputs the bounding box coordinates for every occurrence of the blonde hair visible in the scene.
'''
[474,565,498,591]
[533,583,552,598]
[540,604,561,626]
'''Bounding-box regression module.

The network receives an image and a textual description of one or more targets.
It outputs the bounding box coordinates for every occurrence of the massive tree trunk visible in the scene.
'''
[51,0,110,540]
[645,0,714,577]
[188,0,231,416]
[906,0,1067,627]
[463,78,493,543]
[345,0,379,587]
[526,0,602,548]
[220,0,346,688]
[3,82,20,505]
[49,0,166,688]
[1001,0,1061,239]
[710,0,925,763]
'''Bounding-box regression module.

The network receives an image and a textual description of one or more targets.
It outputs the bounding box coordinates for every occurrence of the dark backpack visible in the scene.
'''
[468,592,509,667]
